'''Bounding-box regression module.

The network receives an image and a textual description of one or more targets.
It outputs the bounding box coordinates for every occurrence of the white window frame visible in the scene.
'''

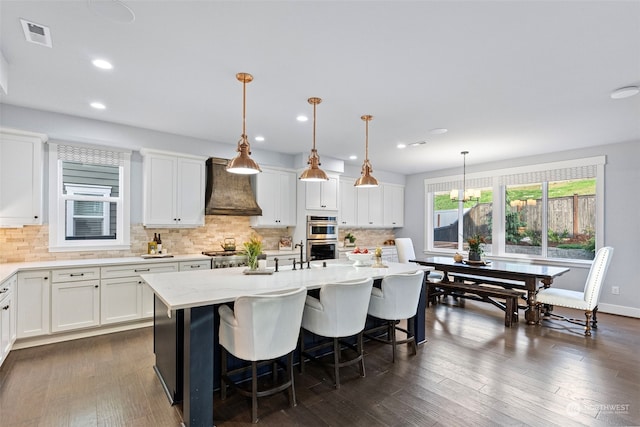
[48,142,131,252]
[64,184,112,237]
[424,156,605,265]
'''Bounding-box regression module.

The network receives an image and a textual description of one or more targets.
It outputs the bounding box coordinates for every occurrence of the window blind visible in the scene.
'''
[57,144,126,167]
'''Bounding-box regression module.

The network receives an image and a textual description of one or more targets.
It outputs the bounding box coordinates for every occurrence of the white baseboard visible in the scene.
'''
[598,303,640,319]
[12,320,153,350]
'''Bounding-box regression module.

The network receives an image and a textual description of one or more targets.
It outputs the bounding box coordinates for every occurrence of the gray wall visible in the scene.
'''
[400,140,640,317]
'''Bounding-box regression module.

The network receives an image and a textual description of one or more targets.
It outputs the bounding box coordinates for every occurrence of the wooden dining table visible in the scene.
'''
[410,256,570,324]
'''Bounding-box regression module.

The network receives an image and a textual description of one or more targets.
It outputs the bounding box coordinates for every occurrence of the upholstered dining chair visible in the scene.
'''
[395,238,416,263]
[536,246,613,336]
[396,237,441,284]
[300,277,374,388]
[366,270,425,362]
[218,287,307,423]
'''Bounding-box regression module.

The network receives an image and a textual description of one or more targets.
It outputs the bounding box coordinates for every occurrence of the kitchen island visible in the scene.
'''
[141,260,429,427]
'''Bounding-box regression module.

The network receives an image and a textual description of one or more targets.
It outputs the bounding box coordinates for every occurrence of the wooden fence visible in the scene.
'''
[434,194,595,242]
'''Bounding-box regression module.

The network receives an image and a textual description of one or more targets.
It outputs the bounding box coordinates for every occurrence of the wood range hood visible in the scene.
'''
[204,157,262,216]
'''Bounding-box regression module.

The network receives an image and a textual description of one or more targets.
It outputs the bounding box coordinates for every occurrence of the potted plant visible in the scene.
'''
[242,234,263,270]
[344,232,356,247]
[467,233,485,261]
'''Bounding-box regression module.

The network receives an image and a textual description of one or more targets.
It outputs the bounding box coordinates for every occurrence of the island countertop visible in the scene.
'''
[141,260,428,312]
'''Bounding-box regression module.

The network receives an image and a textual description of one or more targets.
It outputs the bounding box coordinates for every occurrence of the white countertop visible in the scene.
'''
[338,245,397,253]
[141,260,429,312]
[0,254,211,284]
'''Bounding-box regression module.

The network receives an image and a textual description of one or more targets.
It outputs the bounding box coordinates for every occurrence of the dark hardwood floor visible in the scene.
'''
[1,300,639,426]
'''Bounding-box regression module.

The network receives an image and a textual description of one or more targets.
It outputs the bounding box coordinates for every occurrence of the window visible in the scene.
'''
[49,143,131,251]
[425,157,604,262]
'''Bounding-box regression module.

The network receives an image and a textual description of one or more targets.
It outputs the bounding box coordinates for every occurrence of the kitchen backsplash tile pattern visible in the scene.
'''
[0,216,295,263]
[338,229,396,249]
[0,219,396,263]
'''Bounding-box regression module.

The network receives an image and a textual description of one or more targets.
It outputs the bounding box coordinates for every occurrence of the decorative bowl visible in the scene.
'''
[347,252,374,266]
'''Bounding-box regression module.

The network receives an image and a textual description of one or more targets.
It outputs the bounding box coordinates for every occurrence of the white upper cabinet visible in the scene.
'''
[383,184,404,227]
[0,128,46,227]
[305,176,338,211]
[356,185,384,226]
[251,168,296,227]
[339,180,357,226]
[141,149,206,228]
[338,178,404,228]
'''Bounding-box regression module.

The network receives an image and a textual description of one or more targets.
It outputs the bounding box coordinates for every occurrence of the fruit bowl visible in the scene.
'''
[347,252,374,266]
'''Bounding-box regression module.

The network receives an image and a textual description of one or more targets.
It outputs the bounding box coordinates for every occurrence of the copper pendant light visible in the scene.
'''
[226,72,261,175]
[299,97,329,181]
[354,115,379,187]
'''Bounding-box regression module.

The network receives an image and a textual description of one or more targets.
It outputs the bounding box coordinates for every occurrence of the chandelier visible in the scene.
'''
[450,151,480,202]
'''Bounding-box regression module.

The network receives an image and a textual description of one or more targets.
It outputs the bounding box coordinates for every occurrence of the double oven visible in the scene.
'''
[306,215,338,261]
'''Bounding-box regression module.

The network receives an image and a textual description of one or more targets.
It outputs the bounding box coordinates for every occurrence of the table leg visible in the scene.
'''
[183,305,215,427]
[524,278,539,325]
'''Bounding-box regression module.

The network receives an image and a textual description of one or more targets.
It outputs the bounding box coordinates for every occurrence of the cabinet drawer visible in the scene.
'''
[101,262,179,279]
[51,266,100,283]
[179,260,211,271]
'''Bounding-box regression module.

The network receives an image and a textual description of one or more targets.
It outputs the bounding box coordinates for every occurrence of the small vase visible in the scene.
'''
[468,251,481,261]
[248,256,259,270]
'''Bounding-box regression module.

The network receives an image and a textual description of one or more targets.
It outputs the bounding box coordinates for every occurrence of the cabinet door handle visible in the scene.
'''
[134,268,150,272]
[2,305,9,310]
[44,277,48,280]
[189,265,201,269]
[34,215,39,219]
[94,285,99,288]
[70,273,85,277]
[0,288,8,294]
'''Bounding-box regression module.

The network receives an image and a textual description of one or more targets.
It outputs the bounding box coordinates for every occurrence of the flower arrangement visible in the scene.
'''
[467,233,486,260]
[242,234,263,270]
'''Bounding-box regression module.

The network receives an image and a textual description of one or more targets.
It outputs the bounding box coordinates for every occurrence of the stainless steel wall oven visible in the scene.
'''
[306,215,338,260]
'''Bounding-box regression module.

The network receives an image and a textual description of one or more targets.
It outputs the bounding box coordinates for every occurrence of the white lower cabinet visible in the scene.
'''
[100,277,143,324]
[101,261,179,321]
[51,279,100,332]
[0,274,17,367]
[9,258,208,350]
[17,270,50,338]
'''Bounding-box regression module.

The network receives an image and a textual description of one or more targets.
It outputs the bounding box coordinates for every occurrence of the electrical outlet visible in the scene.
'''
[611,286,620,295]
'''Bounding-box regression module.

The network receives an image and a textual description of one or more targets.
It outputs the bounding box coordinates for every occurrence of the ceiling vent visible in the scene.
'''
[20,19,52,48]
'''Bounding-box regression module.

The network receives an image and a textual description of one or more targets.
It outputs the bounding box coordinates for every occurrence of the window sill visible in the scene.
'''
[49,244,131,253]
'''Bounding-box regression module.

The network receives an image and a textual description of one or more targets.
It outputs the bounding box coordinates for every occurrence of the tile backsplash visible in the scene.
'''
[0,216,293,264]
[0,217,396,264]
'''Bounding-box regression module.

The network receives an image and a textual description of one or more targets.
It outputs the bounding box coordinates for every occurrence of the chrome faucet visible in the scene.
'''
[294,240,305,269]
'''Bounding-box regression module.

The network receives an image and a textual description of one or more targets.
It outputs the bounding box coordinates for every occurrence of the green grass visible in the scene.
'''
[434,178,595,210]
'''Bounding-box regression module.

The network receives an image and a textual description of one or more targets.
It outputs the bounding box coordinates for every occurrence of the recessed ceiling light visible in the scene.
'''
[90,102,106,110]
[610,86,639,99]
[255,136,265,142]
[87,0,136,24]
[349,155,357,160]
[397,143,406,149]
[92,59,113,70]
[297,115,308,122]
[429,128,448,135]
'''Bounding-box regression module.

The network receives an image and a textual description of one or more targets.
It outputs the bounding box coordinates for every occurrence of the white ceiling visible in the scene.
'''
[1,1,639,175]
